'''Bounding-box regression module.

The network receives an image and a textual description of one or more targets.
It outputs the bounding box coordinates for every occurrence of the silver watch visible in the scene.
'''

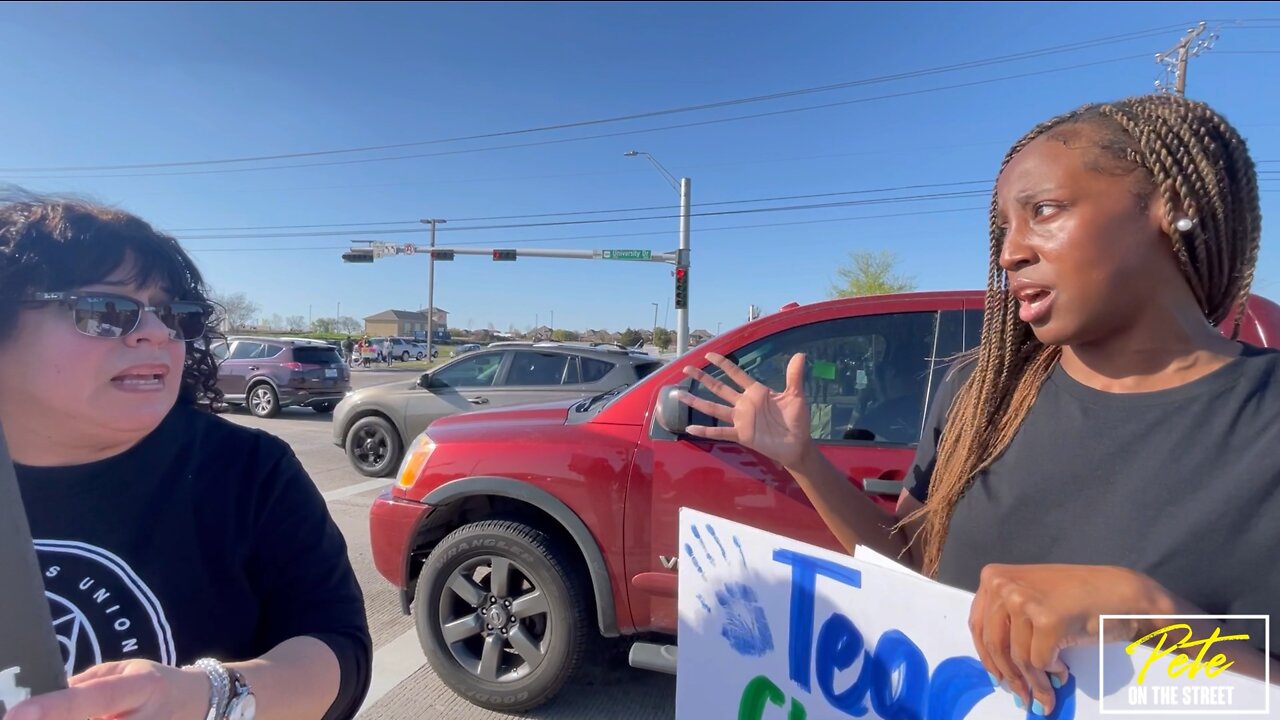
[186,659,255,720]
[224,666,256,720]
[187,659,229,720]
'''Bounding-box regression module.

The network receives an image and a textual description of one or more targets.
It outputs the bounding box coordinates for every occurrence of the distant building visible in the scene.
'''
[364,308,449,340]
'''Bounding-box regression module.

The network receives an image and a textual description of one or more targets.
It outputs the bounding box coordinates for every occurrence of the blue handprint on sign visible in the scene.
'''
[686,523,774,658]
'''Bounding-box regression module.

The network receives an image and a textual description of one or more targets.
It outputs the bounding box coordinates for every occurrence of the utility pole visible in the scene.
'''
[419,218,446,363]
[1156,22,1215,96]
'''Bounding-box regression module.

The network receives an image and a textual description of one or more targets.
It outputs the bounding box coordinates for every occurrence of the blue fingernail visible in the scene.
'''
[1032,699,1047,716]
[1015,696,1025,710]
[988,672,999,687]
[1051,674,1064,689]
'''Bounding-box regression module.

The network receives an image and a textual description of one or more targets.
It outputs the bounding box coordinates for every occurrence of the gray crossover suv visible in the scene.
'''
[333,343,665,476]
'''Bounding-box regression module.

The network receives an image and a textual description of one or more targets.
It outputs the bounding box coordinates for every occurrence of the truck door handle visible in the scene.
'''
[467,397,489,405]
[862,478,904,496]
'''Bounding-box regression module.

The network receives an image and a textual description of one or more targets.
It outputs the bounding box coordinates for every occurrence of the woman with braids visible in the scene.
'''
[0,194,371,720]
[678,93,1278,716]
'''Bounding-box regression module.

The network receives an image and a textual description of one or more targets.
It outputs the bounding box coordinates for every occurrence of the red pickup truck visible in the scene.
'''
[368,290,1280,712]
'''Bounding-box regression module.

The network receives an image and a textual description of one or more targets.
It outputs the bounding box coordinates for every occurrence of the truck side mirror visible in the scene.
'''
[654,385,690,435]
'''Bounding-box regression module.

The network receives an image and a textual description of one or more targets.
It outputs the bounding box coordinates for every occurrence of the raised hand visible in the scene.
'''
[676,352,813,468]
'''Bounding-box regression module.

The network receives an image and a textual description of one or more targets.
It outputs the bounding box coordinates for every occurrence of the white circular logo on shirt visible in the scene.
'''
[34,541,176,675]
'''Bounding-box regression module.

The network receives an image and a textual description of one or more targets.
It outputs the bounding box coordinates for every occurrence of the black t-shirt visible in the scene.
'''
[15,404,372,719]
[907,343,1280,660]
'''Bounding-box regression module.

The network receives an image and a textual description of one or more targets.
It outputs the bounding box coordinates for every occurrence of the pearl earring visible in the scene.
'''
[1175,217,1194,232]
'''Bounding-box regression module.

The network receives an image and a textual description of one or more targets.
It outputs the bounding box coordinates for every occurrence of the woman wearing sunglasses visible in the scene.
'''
[0,195,371,720]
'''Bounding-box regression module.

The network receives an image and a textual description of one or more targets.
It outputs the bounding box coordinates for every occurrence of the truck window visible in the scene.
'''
[688,311,941,445]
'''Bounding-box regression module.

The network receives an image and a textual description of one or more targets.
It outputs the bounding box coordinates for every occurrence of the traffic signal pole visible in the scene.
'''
[351,245,681,263]
[676,177,691,356]
[344,243,685,352]
[623,152,692,357]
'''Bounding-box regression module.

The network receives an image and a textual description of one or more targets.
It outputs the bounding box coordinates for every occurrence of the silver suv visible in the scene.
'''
[333,344,664,476]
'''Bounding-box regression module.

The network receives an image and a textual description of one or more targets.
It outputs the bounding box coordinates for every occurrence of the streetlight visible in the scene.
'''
[419,218,447,363]
[650,302,659,349]
[626,150,691,356]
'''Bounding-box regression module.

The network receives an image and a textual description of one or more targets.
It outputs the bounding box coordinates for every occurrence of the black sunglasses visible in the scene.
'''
[21,291,213,341]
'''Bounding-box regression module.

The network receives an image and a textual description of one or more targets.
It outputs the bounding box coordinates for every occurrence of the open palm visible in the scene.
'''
[676,352,813,468]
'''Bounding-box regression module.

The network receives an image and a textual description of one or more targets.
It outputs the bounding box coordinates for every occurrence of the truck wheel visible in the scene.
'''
[415,520,591,713]
[345,416,401,477]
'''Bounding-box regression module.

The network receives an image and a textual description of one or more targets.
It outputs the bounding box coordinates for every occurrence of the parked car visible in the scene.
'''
[395,337,441,361]
[367,336,436,362]
[367,289,1280,712]
[334,344,666,477]
[450,343,482,357]
[211,336,351,418]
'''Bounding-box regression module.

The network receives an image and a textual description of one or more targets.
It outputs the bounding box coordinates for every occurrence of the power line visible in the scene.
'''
[166,179,992,232]
[4,53,1153,180]
[174,190,989,240]
[0,24,1190,174]
[183,206,989,253]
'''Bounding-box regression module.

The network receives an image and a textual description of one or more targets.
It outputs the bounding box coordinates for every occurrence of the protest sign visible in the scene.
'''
[0,425,67,719]
[676,508,1276,719]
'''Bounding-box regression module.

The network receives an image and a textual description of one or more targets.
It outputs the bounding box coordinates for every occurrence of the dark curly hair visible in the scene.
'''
[0,190,224,409]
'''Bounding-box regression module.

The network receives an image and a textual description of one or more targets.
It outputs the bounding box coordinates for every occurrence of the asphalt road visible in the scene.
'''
[223,368,677,719]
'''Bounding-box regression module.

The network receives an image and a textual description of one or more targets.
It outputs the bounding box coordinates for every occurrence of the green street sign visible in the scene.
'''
[602,249,652,261]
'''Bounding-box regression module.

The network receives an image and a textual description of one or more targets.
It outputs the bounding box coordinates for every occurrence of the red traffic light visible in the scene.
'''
[675,267,687,278]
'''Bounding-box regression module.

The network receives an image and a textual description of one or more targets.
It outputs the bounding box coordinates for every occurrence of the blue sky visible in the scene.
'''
[2,2,1278,336]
